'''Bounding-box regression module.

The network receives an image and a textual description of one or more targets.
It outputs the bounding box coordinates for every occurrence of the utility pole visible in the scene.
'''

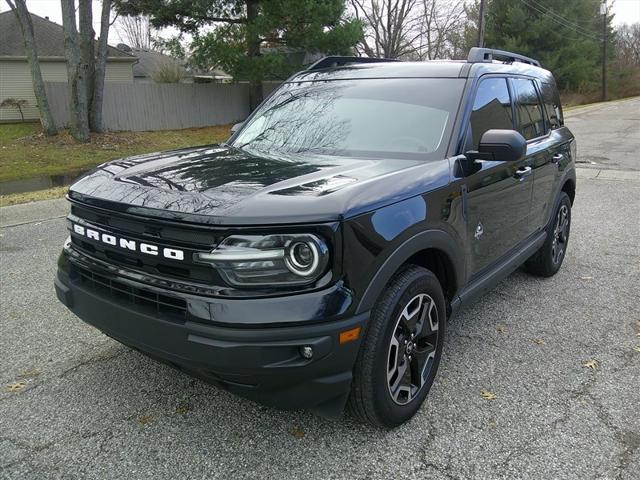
[601,1,608,102]
[477,0,486,48]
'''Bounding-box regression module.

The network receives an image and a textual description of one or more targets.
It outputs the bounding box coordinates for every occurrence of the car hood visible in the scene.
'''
[68,144,450,225]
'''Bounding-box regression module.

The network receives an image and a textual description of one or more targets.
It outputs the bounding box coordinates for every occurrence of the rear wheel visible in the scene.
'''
[525,191,572,277]
[348,265,445,428]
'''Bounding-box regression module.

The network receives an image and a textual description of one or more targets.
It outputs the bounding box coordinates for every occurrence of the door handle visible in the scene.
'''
[552,153,564,164]
[514,166,532,179]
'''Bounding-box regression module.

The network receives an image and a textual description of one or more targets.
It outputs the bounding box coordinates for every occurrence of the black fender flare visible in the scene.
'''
[546,167,576,228]
[355,229,465,315]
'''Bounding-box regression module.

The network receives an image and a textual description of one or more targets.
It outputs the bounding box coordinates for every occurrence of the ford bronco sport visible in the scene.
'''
[55,48,576,428]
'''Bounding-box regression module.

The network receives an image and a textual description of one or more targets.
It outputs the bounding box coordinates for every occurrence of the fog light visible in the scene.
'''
[300,345,313,359]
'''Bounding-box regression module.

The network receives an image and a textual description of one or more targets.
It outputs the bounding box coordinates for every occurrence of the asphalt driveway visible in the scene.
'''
[1,99,639,480]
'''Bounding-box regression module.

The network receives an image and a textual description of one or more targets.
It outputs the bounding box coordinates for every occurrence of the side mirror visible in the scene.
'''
[475,129,527,162]
[231,121,244,135]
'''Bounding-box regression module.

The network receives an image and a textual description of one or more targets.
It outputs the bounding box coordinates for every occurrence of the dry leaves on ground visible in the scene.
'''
[480,389,497,401]
[291,426,305,438]
[137,415,154,426]
[6,381,26,392]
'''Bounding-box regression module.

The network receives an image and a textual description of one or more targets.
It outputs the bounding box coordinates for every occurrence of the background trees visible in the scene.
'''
[5,0,57,136]
[114,0,363,110]
[60,0,113,141]
[466,0,612,91]
[115,14,154,50]
[350,0,466,60]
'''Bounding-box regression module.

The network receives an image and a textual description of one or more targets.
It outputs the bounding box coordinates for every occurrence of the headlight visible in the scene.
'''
[194,234,330,287]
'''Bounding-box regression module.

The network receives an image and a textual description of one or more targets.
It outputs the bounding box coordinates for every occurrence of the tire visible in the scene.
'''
[348,265,446,428]
[525,191,572,277]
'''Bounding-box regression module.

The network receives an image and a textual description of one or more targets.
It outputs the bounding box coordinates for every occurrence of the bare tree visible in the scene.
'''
[416,0,467,60]
[350,0,423,58]
[0,98,29,121]
[115,14,153,50]
[61,0,90,142]
[91,0,112,132]
[5,0,57,135]
[615,23,640,67]
[79,0,95,112]
[350,0,467,60]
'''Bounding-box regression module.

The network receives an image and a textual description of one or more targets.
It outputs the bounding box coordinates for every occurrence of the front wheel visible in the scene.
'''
[525,191,572,277]
[348,265,446,428]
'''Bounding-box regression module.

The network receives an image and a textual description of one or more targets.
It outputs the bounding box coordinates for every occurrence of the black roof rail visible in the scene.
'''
[306,56,398,71]
[467,47,541,67]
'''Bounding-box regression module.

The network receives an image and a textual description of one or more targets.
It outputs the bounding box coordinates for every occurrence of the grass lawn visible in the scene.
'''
[0,123,232,183]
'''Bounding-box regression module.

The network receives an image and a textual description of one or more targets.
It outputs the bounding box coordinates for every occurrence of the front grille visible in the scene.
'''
[72,264,188,323]
[67,204,225,286]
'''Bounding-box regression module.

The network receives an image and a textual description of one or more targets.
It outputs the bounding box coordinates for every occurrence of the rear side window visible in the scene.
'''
[512,78,545,140]
[467,77,514,150]
[540,82,563,129]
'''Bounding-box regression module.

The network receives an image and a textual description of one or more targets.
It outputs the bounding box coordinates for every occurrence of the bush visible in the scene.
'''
[151,61,186,83]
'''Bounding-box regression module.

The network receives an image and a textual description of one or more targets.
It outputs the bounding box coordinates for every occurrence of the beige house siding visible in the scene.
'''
[0,59,134,121]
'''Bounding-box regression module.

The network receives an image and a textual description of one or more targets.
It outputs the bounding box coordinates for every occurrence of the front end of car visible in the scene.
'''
[55,198,366,417]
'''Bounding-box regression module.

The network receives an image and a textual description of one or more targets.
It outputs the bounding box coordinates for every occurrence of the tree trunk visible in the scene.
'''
[61,0,90,142]
[7,0,57,136]
[246,0,263,111]
[79,0,95,117]
[91,0,111,132]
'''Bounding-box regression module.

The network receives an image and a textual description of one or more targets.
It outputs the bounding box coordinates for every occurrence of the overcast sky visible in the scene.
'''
[1,0,639,47]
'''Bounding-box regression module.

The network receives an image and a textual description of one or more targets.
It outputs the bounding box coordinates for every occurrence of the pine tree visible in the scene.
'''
[464,0,614,91]
[114,0,363,110]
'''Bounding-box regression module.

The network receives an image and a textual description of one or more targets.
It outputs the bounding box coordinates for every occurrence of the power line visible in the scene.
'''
[517,0,603,41]
[519,0,602,41]
[526,0,601,38]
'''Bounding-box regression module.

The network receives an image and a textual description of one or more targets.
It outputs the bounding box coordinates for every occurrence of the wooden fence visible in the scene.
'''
[44,81,282,132]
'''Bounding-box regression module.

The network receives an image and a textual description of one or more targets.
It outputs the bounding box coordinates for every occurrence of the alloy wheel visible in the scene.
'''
[386,293,439,405]
[551,204,569,265]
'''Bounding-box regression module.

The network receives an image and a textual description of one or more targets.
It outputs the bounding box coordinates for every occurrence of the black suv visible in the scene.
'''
[55,48,576,428]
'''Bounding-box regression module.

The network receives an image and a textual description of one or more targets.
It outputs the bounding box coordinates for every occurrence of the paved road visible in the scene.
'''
[1,102,639,480]
[565,97,640,171]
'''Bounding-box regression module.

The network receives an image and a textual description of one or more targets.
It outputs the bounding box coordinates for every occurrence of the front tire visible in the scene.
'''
[525,192,572,277]
[348,266,446,428]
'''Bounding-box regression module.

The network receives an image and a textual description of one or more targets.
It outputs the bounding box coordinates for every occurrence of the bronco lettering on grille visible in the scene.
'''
[72,223,185,261]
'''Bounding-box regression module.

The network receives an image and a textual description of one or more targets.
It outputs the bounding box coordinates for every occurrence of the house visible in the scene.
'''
[0,11,137,122]
[125,46,232,84]
[127,47,186,83]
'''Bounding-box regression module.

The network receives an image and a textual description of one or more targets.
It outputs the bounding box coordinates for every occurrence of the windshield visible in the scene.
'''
[231,78,464,161]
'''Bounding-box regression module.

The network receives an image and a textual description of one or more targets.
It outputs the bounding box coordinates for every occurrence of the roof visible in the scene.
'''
[131,48,182,78]
[0,11,135,60]
[291,59,553,83]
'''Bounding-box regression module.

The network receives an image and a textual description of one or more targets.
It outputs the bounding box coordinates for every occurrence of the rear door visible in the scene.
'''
[510,77,559,232]
[531,81,569,229]
[461,76,534,276]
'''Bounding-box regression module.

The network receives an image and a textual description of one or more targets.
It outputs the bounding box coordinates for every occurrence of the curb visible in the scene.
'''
[576,167,640,181]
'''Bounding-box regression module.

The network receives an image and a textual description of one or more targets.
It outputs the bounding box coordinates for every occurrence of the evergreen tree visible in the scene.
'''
[465,0,614,91]
[115,0,363,110]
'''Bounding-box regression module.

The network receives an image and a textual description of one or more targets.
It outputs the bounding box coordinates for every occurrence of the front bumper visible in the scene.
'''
[55,254,367,417]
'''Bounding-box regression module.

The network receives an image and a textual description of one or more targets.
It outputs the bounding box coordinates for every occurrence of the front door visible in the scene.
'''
[460,76,534,276]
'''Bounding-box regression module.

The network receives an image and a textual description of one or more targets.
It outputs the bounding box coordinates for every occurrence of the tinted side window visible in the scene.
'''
[468,78,514,150]
[540,82,563,129]
[512,78,545,139]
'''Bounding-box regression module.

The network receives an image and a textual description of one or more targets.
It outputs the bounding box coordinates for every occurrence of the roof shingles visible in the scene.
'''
[0,10,134,59]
